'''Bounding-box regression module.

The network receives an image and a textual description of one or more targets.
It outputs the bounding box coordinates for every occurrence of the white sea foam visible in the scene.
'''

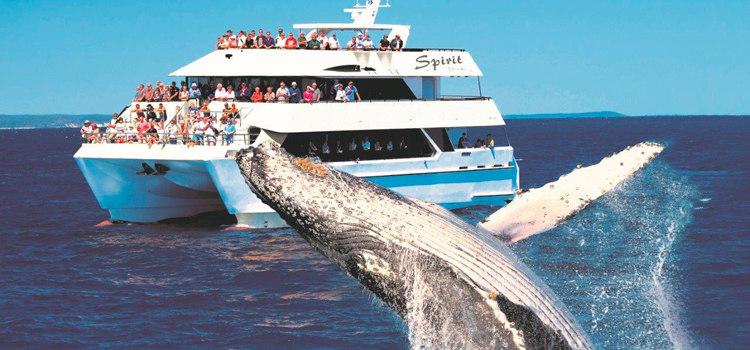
[513,162,699,349]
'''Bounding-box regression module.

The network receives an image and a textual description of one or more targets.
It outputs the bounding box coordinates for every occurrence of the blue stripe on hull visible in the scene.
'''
[364,167,516,188]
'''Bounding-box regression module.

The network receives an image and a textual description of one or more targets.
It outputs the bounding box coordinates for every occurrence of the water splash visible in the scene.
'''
[511,161,699,349]
[387,250,513,350]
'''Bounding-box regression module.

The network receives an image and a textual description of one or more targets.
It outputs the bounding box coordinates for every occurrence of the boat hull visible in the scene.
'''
[75,145,519,227]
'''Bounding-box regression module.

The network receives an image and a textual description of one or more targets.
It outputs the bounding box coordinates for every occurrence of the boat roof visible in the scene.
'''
[169,49,482,78]
[224,99,504,133]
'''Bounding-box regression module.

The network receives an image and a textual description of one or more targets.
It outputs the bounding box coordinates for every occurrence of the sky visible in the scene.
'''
[0,0,748,116]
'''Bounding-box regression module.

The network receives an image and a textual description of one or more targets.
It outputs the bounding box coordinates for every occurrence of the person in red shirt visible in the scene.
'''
[285,31,298,49]
[136,117,149,143]
[251,87,263,103]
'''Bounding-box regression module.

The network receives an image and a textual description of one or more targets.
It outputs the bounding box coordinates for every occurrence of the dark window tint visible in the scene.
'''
[187,77,416,101]
[281,129,434,162]
[424,128,455,152]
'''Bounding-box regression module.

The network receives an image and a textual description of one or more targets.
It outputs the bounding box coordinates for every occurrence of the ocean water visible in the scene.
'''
[0,117,747,349]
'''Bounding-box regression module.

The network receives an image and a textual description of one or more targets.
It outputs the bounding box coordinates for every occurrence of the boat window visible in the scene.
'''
[424,128,455,152]
[187,77,416,101]
[281,129,434,162]
[464,126,511,148]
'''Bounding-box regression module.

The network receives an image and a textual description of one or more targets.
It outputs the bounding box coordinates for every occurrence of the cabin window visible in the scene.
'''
[281,129,434,162]
[424,128,455,152]
[464,126,511,148]
[187,76,417,101]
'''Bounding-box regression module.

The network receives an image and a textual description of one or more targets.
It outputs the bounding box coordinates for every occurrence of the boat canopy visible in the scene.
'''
[232,99,504,133]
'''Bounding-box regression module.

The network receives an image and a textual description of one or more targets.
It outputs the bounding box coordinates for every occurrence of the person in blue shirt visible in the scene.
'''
[189,83,202,99]
[222,120,236,145]
[289,82,302,103]
[345,81,361,101]
[361,136,371,160]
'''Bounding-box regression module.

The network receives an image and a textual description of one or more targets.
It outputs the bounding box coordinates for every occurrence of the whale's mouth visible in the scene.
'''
[235,146,263,194]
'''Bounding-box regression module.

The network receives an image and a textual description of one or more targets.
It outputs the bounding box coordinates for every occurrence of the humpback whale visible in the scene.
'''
[236,143,596,349]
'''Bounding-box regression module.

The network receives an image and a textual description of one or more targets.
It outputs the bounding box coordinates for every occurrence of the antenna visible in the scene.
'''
[345,0,390,25]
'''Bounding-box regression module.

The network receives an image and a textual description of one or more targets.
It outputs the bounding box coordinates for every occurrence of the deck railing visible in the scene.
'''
[84,131,250,147]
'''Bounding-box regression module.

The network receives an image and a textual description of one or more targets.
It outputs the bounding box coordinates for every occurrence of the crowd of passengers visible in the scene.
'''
[303,133,496,162]
[80,101,240,146]
[82,77,367,145]
[206,80,362,103]
[134,80,363,103]
[216,28,405,51]
[457,132,496,149]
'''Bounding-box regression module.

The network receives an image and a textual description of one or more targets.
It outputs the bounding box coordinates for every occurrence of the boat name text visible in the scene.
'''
[415,55,464,71]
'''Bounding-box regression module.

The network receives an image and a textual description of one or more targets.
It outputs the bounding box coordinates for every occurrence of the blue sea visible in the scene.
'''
[0,117,747,349]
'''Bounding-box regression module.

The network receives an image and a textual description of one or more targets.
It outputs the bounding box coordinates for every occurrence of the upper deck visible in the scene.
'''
[169,49,482,78]
[170,0,481,79]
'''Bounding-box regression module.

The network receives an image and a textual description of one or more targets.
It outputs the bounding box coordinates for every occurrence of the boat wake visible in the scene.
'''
[509,161,699,349]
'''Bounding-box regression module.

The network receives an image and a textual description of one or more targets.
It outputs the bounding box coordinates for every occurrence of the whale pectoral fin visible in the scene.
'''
[479,142,664,244]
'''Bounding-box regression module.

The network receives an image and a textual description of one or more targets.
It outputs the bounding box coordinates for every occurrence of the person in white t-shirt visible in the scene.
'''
[238,31,247,48]
[192,117,206,144]
[80,120,93,143]
[214,83,228,101]
[318,30,328,49]
[335,84,348,102]
[276,82,290,103]
[275,28,285,47]
[347,36,358,51]
[328,34,341,50]
[204,119,217,146]
[167,119,180,145]
[276,32,286,49]
[362,34,374,50]
[225,85,236,101]
[109,113,119,128]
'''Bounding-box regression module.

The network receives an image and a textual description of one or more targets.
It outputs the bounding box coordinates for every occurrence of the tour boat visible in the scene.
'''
[74,0,520,228]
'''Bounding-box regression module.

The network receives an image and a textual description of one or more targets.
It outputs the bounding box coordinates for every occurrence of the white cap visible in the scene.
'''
[292,81,297,85]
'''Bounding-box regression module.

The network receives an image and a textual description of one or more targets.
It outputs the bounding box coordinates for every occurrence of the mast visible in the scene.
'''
[345,0,391,26]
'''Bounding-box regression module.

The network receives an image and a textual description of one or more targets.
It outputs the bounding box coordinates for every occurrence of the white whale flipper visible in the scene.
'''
[479,142,664,244]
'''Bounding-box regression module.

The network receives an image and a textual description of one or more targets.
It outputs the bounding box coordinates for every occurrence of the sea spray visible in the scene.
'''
[510,161,698,349]
[394,250,512,350]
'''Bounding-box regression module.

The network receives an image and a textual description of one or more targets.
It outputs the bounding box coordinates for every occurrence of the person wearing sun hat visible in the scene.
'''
[80,120,92,143]
[189,82,202,100]
[289,82,301,103]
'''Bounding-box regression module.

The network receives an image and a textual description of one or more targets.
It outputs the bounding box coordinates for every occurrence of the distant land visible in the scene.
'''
[0,114,109,129]
[503,111,625,119]
[0,112,747,129]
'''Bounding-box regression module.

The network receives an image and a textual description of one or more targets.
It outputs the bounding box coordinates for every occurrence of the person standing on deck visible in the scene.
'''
[458,132,470,149]
[289,82,301,103]
[483,134,495,149]
[311,82,322,102]
[345,81,361,101]
[276,82,290,103]
[390,34,404,51]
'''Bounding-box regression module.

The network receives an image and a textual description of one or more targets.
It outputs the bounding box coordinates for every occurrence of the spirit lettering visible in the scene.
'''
[415,55,464,71]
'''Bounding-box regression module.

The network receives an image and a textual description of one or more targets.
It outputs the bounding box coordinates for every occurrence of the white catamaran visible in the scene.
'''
[74,0,520,228]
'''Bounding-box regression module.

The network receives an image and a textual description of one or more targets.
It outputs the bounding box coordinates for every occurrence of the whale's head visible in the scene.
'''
[236,142,404,247]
